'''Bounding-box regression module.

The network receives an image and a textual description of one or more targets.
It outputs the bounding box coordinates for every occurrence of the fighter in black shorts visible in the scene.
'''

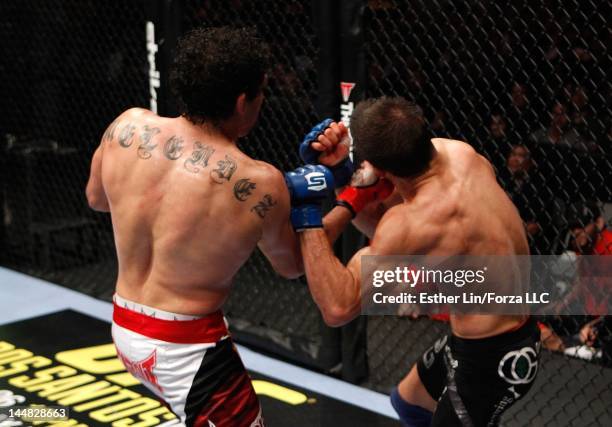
[282,97,542,426]
[408,318,540,426]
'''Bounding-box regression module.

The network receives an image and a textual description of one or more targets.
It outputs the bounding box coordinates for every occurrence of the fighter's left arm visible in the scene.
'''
[87,110,142,212]
[257,167,304,279]
[320,187,401,245]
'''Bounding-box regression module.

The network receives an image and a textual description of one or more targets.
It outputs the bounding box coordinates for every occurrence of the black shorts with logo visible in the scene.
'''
[417,318,541,427]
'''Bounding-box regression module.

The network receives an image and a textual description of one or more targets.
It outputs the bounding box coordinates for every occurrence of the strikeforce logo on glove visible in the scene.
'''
[305,171,328,191]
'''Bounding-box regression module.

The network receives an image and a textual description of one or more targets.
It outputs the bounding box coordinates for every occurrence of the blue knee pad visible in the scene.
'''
[390,387,433,427]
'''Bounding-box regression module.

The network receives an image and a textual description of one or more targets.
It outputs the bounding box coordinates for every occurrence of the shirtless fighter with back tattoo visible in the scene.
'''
[87,27,301,427]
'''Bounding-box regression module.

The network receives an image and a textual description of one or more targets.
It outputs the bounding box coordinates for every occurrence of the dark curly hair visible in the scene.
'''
[169,27,270,125]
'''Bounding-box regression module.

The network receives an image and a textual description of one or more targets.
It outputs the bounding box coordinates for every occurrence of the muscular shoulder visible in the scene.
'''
[233,160,288,220]
[111,108,153,127]
[120,107,153,121]
[248,161,287,195]
[432,138,478,157]
[434,138,494,175]
[370,204,442,256]
[101,108,156,143]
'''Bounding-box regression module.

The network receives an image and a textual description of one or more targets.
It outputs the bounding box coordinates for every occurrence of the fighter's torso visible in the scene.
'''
[389,138,529,337]
[101,108,274,315]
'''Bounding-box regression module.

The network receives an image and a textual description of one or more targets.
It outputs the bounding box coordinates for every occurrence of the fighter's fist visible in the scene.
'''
[299,119,353,187]
[300,119,350,167]
[284,164,335,231]
[285,164,335,202]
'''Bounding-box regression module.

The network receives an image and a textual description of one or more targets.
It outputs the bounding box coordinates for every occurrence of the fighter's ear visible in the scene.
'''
[380,170,395,180]
[235,93,247,116]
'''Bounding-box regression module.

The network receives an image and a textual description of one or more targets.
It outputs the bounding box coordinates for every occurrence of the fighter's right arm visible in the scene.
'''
[323,188,401,242]
[257,167,304,279]
[86,134,110,213]
[348,190,402,239]
[300,207,421,326]
[322,206,354,244]
[302,120,400,239]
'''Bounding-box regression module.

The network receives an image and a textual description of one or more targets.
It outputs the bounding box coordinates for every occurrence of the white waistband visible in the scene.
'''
[113,294,202,321]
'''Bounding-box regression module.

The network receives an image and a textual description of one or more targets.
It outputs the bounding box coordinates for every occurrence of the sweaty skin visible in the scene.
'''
[302,137,529,336]
[302,130,530,414]
[86,107,301,316]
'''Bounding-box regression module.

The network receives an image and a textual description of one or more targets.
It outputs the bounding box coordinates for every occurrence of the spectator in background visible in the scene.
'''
[563,84,604,153]
[489,113,508,141]
[541,201,612,366]
[568,202,609,256]
[568,85,590,120]
[505,82,539,139]
[497,145,547,253]
[483,113,512,171]
[427,110,467,142]
[571,202,611,367]
[530,101,587,150]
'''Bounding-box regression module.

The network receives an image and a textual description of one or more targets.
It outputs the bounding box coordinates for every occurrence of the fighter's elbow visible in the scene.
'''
[272,257,304,280]
[321,305,357,327]
[86,189,110,212]
[276,267,304,280]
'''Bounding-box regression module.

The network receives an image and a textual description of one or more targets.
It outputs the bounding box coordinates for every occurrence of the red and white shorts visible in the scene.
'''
[111,294,264,427]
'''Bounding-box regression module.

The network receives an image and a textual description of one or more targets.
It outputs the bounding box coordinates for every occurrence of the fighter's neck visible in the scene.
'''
[390,150,444,200]
[177,115,239,144]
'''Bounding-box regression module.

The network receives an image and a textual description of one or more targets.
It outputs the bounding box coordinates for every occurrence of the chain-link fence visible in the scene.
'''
[179,0,325,364]
[0,0,147,291]
[1,0,611,425]
[364,0,611,425]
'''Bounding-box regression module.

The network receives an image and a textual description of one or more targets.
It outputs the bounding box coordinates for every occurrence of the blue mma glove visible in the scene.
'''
[284,164,335,231]
[299,119,354,187]
[299,119,334,164]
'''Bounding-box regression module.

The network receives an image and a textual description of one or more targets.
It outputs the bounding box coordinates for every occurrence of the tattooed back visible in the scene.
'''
[97,108,292,315]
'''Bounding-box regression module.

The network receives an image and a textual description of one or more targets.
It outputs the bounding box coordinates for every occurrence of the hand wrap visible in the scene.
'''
[335,166,394,218]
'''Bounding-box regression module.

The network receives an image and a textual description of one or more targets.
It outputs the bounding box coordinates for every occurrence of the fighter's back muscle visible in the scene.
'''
[372,140,528,338]
[374,139,527,257]
[99,109,280,306]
